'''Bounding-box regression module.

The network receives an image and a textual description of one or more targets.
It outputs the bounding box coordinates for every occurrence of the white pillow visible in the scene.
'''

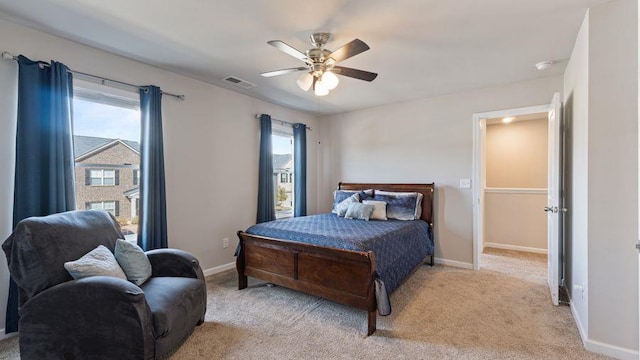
[333,193,361,217]
[362,200,388,220]
[64,245,127,280]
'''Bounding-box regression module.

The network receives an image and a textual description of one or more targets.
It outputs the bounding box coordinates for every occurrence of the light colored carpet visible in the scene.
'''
[0,248,609,359]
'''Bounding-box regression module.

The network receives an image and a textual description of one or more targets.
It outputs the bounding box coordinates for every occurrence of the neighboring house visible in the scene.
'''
[73,135,140,226]
[273,153,292,209]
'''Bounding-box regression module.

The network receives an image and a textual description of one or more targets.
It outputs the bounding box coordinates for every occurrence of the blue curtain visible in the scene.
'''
[256,114,275,223]
[7,55,76,333]
[293,123,307,217]
[138,86,168,250]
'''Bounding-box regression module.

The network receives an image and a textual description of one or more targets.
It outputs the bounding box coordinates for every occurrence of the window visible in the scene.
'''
[86,201,119,216]
[133,169,139,186]
[88,169,116,186]
[272,124,294,219]
[72,81,141,239]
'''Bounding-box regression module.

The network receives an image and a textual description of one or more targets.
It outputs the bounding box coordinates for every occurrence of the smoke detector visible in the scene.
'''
[535,60,555,71]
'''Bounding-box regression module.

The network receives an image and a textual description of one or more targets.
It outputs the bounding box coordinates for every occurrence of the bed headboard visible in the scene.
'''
[338,182,435,226]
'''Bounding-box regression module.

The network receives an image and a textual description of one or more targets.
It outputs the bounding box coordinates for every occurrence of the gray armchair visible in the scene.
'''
[2,210,207,359]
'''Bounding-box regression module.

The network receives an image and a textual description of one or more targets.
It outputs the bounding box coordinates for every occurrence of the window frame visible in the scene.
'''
[88,169,117,186]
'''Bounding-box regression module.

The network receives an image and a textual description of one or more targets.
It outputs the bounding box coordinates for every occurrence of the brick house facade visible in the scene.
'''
[74,136,140,226]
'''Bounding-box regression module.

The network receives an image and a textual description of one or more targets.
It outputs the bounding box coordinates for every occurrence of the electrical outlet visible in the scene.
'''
[222,238,229,248]
[573,285,585,300]
[459,178,471,188]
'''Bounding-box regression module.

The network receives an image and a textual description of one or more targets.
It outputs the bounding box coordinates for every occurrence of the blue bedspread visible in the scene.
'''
[244,213,433,315]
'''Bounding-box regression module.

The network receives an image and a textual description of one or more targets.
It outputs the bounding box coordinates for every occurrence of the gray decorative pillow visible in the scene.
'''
[64,245,127,280]
[374,191,424,220]
[363,200,388,220]
[114,239,152,285]
[344,202,375,221]
[333,193,360,216]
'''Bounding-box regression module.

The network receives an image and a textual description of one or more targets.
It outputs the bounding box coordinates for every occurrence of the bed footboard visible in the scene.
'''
[236,231,378,335]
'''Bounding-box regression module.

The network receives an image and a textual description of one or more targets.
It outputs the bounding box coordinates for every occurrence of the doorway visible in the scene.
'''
[472,104,551,271]
[484,113,549,255]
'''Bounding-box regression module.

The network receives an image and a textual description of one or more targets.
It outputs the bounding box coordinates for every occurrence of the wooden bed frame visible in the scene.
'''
[236,183,434,335]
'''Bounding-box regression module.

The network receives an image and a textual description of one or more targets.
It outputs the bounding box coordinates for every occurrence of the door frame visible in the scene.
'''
[472,104,551,270]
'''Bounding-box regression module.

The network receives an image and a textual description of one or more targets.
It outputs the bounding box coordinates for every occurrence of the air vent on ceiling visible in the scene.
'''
[224,76,256,89]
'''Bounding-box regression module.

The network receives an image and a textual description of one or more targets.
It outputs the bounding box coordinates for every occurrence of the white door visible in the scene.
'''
[545,92,562,306]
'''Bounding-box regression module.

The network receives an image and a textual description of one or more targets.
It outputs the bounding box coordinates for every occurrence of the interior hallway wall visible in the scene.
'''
[484,118,548,252]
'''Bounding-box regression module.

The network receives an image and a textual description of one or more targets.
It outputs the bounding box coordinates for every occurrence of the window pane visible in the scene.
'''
[73,87,141,238]
[272,133,293,219]
[103,202,115,211]
[89,202,103,210]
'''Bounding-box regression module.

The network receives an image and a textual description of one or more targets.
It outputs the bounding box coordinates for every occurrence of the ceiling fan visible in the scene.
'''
[261,33,378,96]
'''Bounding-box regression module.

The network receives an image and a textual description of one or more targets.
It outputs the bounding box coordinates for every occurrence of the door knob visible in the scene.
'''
[544,206,559,213]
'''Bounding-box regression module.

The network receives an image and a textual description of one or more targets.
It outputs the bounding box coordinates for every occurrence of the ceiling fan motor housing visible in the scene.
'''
[310,32,330,47]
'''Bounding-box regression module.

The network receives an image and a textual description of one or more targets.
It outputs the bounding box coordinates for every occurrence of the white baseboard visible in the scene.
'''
[433,257,474,270]
[484,242,548,255]
[584,338,639,360]
[569,298,587,344]
[569,294,638,359]
[202,262,235,277]
[0,330,17,341]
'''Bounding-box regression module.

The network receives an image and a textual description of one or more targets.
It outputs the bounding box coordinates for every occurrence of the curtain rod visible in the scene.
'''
[255,114,312,131]
[1,51,185,101]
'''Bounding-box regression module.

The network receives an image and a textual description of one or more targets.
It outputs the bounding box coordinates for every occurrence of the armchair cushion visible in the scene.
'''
[140,277,207,356]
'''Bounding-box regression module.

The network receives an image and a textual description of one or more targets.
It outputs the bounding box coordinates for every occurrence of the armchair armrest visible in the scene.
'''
[19,276,155,359]
[146,248,205,280]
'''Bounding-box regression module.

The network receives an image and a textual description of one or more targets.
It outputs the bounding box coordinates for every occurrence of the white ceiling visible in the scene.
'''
[0,0,607,115]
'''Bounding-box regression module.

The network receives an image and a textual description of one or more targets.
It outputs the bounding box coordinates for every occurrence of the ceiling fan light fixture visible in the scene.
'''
[314,79,329,96]
[263,33,377,97]
[322,71,339,90]
[296,72,313,91]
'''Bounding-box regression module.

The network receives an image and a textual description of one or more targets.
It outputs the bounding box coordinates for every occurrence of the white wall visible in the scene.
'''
[319,76,562,265]
[563,7,590,341]
[564,0,639,357]
[587,0,638,354]
[0,19,320,332]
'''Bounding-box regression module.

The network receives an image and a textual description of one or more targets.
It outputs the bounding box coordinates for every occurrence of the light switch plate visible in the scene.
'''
[459,178,471,188]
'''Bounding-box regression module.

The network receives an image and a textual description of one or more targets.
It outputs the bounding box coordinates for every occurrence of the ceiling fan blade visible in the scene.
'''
[260,67,308,77]
[332,66,378,82]
[267,40,308,61]
[328,39,370,63]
